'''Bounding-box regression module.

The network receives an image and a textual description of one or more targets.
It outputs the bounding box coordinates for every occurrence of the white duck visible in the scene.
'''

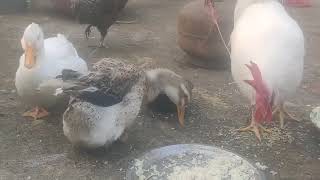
[230,0,304,141]
[15,22,88,120]
[55,58,193,148]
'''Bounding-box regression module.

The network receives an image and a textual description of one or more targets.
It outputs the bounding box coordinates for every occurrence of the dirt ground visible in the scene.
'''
[0,0,319,179]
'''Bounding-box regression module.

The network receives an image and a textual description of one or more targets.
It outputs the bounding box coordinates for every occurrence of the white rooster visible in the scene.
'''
[230,0,305,141]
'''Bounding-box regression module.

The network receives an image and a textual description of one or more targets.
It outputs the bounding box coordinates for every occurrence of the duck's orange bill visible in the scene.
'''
[24,45,35,69]
[177,105,185,127]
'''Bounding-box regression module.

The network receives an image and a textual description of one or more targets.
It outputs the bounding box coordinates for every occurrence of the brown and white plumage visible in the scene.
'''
[56,58,193,148]
[59,58,141,102]
[56,58,145,148]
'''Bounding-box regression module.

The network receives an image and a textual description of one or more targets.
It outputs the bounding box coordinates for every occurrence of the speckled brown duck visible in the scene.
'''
[55,58,193,149]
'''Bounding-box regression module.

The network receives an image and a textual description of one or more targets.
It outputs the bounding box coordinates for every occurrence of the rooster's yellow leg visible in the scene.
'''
[282,104,300,121]
[23,106,49,120]
[273,103,300,129]
[237,113,270,142]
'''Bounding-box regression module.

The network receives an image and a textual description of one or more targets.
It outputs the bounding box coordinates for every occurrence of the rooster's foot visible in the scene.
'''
[23,106,49,120]
[237,121,270,142]
[273,104,300,129]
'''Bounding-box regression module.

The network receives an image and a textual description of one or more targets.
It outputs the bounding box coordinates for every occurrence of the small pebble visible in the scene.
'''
[255,162,268,170]
[270,170,278,176]
[310,107,320,129]
[27,176,31,180]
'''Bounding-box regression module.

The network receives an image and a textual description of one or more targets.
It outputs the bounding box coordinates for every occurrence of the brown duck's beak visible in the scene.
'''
[176,104,186,127]
[24,44,36,69]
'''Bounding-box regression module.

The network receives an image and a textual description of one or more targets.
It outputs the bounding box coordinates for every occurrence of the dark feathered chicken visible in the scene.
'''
[71,0,128,47]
